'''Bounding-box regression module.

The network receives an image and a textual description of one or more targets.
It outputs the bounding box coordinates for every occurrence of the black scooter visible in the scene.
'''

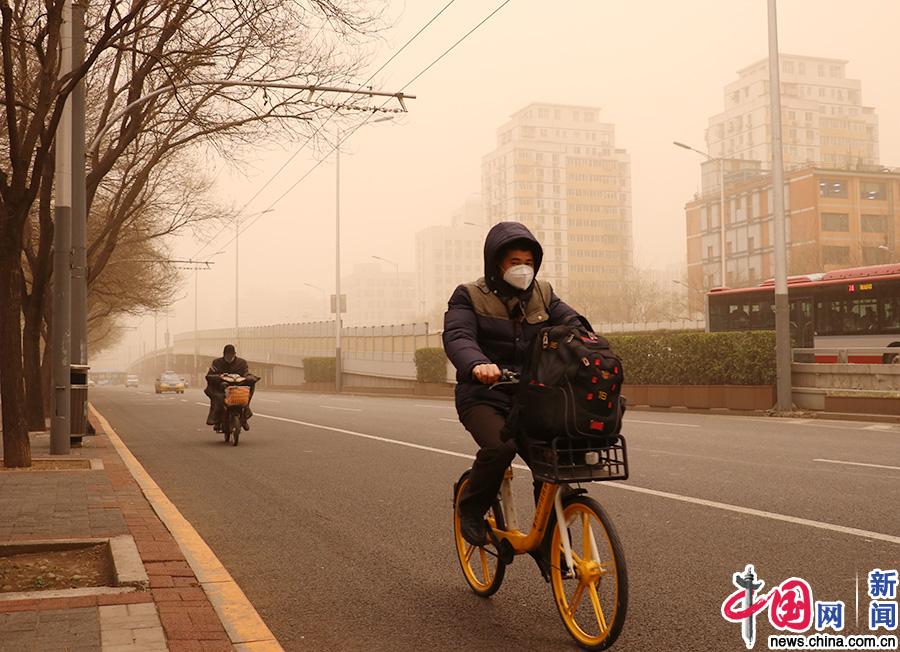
[217,373,258,446]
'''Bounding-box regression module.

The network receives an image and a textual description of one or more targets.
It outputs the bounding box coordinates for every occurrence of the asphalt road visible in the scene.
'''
[90,385,900,651]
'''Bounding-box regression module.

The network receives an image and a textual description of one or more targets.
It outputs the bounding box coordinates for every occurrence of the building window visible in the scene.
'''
[820,212,849,231]
[860,181,886,200]
[862,247,887,265]
[822,246,850,265]
[818,178,848,198]
[861,214,888,233]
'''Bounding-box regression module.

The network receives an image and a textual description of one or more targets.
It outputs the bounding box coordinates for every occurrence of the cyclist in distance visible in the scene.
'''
[442,221,585,545]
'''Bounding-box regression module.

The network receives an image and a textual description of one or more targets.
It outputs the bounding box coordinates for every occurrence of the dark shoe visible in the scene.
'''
[459,512,488,546]
[213,423,222,433]
[241,417,250,432]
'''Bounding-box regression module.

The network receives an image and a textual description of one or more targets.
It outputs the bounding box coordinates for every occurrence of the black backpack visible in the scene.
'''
[511,321,625,443]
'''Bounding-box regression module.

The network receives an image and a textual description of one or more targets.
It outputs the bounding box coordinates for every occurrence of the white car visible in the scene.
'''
[125,374,139,388]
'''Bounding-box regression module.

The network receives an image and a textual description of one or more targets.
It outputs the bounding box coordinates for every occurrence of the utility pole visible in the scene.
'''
[50,0,73,455]
[335,127,343,393]
[70,0,87,368]
[768,0,793,412]
[194,267,199,385]
[235,215,239,348]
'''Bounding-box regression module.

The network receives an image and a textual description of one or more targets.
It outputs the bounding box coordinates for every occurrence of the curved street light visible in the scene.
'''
[674,140,727,289]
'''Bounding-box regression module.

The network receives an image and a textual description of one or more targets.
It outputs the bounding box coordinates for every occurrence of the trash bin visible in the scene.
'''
[70,364,90,440]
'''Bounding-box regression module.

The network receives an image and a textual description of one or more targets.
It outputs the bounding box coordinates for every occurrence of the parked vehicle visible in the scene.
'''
[125,374,139,388]
[155,371,185,394]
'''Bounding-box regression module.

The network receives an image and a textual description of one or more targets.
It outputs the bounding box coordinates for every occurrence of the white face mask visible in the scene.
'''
[503,264,535,291]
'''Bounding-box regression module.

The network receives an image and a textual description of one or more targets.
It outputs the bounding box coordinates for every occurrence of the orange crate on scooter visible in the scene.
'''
[224,386,250,406]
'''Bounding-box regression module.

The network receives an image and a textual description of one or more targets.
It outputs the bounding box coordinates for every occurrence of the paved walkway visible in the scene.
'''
[0,420,248,651]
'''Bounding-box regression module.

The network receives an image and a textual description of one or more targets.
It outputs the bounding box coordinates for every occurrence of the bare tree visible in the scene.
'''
[579,268,687,325]
[3,0,386,466]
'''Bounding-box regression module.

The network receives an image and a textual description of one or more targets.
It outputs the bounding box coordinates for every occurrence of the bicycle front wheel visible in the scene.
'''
[549,495,627,650]
[452,471,506,597]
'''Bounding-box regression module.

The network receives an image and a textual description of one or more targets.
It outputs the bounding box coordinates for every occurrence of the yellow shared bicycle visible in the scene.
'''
[452,411,629,649]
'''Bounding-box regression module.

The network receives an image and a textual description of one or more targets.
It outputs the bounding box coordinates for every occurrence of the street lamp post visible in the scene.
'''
[674,141,728,288]
[767,0,792,413]
[334,116,394,392]
[372,255,400,282]
[304,283,328,320]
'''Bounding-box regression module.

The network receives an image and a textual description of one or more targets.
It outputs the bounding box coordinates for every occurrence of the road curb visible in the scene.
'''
[88,403,284,651]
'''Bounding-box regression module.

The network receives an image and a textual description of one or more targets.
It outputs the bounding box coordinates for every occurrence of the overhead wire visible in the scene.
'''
[215,0,513,249]
[193,0,459,257]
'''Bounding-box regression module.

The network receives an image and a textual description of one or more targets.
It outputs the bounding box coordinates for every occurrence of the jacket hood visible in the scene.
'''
[483,221,544,295]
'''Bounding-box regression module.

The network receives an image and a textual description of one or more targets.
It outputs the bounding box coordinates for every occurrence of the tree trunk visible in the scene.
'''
[0,250,31,467]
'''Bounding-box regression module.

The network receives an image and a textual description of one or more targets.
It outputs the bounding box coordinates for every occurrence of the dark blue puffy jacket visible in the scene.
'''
[442,222,581,414]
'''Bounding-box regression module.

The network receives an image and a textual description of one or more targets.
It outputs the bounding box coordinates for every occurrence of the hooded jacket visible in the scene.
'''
[442,221,581,414]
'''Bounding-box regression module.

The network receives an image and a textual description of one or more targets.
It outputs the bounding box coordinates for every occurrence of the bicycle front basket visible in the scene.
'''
[224,385,250,407]
[528,435,628,484]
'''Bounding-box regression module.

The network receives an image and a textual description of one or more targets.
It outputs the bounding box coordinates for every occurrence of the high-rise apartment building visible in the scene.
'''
[707,55,880,170]
[414,197,485,327]
[482,103,633,308]
[341,262,417,327]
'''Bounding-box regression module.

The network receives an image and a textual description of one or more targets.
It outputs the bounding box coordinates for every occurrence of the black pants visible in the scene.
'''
[458,404,537,519]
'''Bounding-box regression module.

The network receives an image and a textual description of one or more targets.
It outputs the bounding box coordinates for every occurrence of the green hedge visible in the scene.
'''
[303,357,336,383]
[415,348,449,383]
[608,331,776,386]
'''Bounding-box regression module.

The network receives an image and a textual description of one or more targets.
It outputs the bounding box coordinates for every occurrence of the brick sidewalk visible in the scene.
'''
[0,419,239,651]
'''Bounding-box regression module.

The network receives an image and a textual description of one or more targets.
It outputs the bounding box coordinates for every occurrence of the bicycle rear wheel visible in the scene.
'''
[452,471,506,597]
[549,495,627,650]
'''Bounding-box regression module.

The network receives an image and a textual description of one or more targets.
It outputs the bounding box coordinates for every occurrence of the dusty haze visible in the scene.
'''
[100,0,900,368]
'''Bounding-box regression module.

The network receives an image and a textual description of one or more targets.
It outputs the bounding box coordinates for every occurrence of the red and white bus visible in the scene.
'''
[706,263,900,363]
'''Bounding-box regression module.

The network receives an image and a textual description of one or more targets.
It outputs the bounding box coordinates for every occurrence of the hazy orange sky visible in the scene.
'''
[104,0,900,365]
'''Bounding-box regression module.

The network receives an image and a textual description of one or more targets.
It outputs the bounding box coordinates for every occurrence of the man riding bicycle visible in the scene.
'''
[442,222,586,546]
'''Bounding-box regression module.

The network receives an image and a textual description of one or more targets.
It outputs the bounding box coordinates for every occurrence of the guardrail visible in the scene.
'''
[792,347,900,363]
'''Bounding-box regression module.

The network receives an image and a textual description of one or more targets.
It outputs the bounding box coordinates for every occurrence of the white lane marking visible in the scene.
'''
[416,404,454,409]
[864,424,895,431]
[254,412,900,547]
[318,405,362,412]
[255,398,282,404]
[814,458,900,472]
[439,418,459,423]
[627,419,700,428]
[255,413,475,461]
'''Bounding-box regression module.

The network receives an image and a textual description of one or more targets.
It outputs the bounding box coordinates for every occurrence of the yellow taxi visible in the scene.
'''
[155,371,185,394]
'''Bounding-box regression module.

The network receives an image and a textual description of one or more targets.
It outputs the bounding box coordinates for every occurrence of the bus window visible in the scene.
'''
[728,304,750,330]
[816,300,842,336]
[708,300,729,331]
[817,298,879,335]
[790,298,814,347]
[851,299,879,332]
[883,298,900,332]
[750,300,775,329]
